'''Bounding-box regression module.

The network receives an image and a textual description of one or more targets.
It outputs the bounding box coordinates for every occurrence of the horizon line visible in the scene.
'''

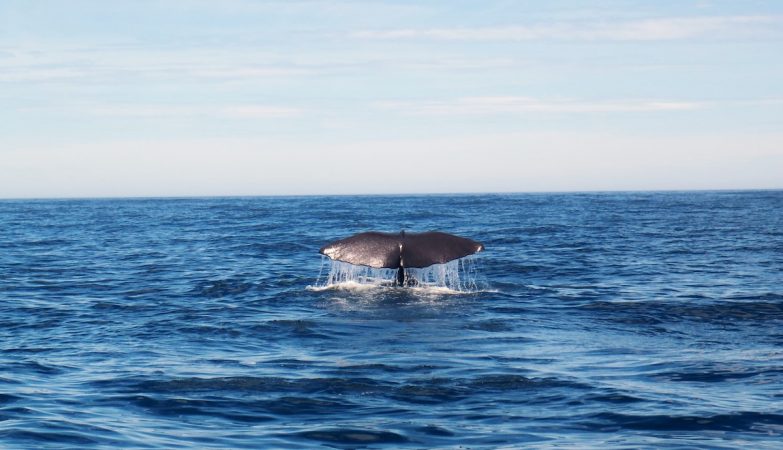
[1,187,781,202]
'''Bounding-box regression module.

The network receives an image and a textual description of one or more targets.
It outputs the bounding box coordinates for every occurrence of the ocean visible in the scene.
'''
[1,191,782,449]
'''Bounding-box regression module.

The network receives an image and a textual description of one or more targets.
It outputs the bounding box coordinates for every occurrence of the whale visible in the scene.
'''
[319,230,484,285]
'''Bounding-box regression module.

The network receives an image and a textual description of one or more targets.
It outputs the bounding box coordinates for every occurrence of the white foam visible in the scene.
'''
[308,257,484,293]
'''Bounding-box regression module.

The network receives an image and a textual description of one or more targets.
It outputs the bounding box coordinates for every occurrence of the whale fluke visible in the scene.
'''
[319,230,484,285]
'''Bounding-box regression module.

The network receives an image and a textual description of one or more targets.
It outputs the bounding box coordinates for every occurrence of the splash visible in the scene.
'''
[310,256,482,293]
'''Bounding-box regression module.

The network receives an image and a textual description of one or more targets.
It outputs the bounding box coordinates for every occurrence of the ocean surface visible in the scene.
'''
[1,191,782,449]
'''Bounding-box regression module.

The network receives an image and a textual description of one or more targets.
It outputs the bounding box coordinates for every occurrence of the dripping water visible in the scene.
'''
[313,257,483,292]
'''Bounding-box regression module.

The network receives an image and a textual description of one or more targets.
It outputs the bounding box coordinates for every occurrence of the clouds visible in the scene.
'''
[0,44,320,84]
[77,104,305,119]
[377,97,704,116]
[1,1,782,196]
[353,15,783,42]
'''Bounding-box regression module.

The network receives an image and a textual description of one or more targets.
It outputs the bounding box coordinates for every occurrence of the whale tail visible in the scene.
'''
[319,230,484,285]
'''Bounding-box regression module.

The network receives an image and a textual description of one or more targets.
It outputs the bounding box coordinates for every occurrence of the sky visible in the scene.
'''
[1,0,782,198]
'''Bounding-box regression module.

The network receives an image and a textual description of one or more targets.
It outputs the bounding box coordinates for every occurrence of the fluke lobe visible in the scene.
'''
[319,230,484,285]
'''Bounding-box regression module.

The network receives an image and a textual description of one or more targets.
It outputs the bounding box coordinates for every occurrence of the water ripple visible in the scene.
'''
[1,192,782,448]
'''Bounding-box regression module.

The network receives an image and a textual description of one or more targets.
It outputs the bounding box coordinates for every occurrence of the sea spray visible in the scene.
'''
[313,256,482,292]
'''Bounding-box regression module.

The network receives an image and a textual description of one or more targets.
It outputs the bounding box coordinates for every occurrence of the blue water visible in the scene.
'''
[1,191,782,449]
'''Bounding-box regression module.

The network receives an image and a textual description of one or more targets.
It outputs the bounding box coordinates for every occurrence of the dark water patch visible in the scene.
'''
[107,392,362,423]
[584,411,783,434]
[261,396,358,416]
[387,375,589,405]
[655,364,783,383]
[95,376,393,397]
[261,358,320,369]
[253,319,333,339]
[671,302,783,322]
[0,393,21,405]
[577,391,645,405]
[135,263,178,278]
[120,395,275,423]
[1,346,54,355]
[580,300,783,323]
[0,429,102,446]
[725,292,783,302]
[490,235,528,245]
[414,424,454,437]
[0,420,126,447]
[3,360,69,375]
[89,299,161,314]
[467,374,589,392]
[176,324,243,338]
[295,428,409,445]
[191,278,254,298]
[333,363,443,375]
[486,306,534,315]
[464,319,515,332]
[390,383,468,404]
[475,355,558,365]
[0,407,38,419]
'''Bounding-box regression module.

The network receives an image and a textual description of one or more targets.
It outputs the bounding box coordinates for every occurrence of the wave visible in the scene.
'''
[581,411,783,433]
[294,428,408,445]
[306,281,477,296]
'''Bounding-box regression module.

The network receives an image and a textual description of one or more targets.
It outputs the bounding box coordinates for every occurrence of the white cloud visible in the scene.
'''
[377,96,704,115]
[83,104,304,119]
[158,0,429,19]
[16,103,305,119]
[218,105,304,119]
[0,44,321,84]
[353,15,783,41]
